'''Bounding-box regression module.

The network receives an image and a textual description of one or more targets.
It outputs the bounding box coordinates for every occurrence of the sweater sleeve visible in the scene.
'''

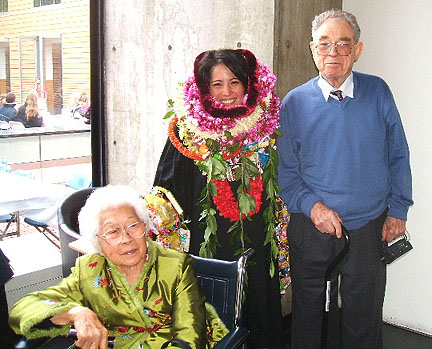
[277,99,321,216]
[8,259,85,339]
[383,86,413,220]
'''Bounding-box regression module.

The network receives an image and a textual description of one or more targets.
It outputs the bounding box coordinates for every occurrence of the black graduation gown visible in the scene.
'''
[154,137,283,349]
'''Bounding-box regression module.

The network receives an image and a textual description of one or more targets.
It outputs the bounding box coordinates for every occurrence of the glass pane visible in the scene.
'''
[0,0,8,13]
[0,2,91,247]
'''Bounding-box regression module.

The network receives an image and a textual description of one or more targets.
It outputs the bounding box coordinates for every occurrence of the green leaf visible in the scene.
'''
[271,240,280,259]
[198,186,208,202]
[226,143,240,152]
[269,260,275,278]
[263,206,273,223]
[264,227,273,245]
[207,214,217,232]
[210,157,227,178]
[274,128,283,137]
[238,192,255,214]
[241,157,260,177]
[208,181,218,196]
[199,243,211,258]
[234,248,245,256]
[167,98,174,108]
[163,110,175,120]
[204,225,213,241]
[266,180,276,199]
[226,220,240,233]
[270,147,279,167]
[207,139,221,153]
[223,131,233,140]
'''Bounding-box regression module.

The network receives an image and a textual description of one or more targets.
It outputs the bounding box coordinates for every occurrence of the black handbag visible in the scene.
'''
[0,248,13,285]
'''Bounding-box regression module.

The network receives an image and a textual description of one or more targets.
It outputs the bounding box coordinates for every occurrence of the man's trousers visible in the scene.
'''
[288,211,387,348]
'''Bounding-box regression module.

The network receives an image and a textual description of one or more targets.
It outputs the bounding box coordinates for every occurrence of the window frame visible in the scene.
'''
[89,1,106,186]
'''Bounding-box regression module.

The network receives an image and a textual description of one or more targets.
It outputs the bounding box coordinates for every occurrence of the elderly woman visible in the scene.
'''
[9,185,223,348]
[154,49,286,348]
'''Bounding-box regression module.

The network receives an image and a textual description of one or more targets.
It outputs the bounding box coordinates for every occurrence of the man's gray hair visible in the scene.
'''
[78,185,151,251]
[311,9,361,43]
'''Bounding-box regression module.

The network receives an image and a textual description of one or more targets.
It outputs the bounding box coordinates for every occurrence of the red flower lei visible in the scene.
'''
[211,176,263,222]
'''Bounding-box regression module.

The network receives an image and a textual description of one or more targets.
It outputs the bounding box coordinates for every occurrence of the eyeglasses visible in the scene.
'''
[97,222,146,245]
[314,42,352,56]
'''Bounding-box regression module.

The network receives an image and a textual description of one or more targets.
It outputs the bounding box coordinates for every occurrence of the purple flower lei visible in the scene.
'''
[180,55,281,147]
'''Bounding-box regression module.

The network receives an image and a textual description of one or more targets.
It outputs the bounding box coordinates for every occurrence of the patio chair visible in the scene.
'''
[0,212,19,240]
[23,218,60,249]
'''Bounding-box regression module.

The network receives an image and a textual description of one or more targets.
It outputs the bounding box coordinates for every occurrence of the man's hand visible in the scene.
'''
[51,306,108,349]
[382,216,406,242]
[310,201,343,238]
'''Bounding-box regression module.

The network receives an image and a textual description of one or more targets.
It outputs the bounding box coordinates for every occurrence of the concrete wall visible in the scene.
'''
[104,0,274,193]
[344,0,432,335]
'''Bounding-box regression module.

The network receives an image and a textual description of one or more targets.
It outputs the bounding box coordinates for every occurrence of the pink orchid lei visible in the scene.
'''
[181,61,280,147]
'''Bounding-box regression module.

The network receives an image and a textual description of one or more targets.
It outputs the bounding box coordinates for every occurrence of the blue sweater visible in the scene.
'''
[277,71,413,230]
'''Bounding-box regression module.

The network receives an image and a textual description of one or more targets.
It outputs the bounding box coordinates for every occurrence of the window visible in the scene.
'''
[34,0,61,7]
[0,0,8,13]
[0,1,91,184]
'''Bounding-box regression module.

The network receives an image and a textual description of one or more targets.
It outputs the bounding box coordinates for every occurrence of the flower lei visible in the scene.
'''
[165,49,287,277]
[144,186,191,252]
[211,177,263,221]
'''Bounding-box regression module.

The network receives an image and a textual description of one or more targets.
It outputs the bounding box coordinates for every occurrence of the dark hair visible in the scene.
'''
[5,92,16,103]
[196,49,248,90]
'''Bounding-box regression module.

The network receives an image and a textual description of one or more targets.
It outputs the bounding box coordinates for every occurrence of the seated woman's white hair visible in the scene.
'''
[78,185,150,250]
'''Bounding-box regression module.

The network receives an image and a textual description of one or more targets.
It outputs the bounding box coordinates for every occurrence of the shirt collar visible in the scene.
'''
[318,73,354,101]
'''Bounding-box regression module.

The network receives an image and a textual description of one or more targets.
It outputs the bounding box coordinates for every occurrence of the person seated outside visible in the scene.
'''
[72,92,91,124]
[0,94,6,107]
[9,185,227,348]
[15,91,43,128]
[0,92,18,122]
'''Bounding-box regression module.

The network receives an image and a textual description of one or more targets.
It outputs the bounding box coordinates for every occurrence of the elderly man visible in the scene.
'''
[0,92,17,122]
[277,9,413,348]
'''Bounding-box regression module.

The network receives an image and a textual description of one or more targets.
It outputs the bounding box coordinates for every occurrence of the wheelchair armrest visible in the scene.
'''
[214,326,250,349]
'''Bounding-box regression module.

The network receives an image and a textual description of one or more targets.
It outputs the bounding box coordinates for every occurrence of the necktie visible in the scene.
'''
[330,90,344,101]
